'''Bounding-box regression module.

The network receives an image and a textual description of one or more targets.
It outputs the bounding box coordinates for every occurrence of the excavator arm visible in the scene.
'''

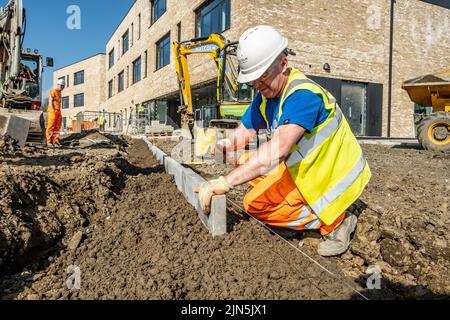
[173,34,240,138]
[0,0,24,86]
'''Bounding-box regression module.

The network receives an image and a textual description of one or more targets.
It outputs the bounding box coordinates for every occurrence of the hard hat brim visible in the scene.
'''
[237,65,268,84]
[237,37,288,84]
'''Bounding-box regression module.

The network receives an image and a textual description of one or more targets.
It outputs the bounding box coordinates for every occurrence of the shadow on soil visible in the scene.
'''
[351,275,450,300]
[2,152,84,167]
[391,143,422,150]
[113,157,165,176]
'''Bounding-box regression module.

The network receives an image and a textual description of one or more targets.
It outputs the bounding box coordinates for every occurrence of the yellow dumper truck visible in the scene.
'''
[402,70,450,152]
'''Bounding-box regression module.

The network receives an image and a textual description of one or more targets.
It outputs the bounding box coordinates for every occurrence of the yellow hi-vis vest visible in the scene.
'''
[259,68,371,225]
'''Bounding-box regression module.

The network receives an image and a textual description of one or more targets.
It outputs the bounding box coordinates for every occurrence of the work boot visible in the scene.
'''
[317,213,357,257]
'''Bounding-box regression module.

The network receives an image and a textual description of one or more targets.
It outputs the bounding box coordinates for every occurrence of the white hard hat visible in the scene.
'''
[237,25,288,83]
[57,78,66,86]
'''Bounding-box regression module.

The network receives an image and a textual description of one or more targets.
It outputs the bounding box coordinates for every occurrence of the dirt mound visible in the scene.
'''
[345,144,450,298]
[61,130,129,149]
[0,146,129,275]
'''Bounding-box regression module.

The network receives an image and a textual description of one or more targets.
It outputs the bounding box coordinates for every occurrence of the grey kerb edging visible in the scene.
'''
[139,136,227,237]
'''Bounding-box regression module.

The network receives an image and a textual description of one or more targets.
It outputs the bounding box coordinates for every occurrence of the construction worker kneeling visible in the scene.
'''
[196,26,371,257]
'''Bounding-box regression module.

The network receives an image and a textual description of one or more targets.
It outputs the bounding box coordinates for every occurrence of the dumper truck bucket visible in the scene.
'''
[402,70,450,111]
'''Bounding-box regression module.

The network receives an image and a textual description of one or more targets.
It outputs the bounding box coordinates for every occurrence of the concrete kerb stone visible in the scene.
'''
[149,144,167,164]
[138,135,227,237]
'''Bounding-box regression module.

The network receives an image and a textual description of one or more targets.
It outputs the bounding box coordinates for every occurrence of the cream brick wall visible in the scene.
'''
[391,0,449,137]
[62,0,449,137]
[53,54,106,128]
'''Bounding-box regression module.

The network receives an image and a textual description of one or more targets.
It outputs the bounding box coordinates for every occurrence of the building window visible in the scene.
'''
[62,96,69,109]
[156,33,170,70]
[108,80,113,98]
[177,22,181,42]
[66,75,69,87]
[122,30,129,55]
[74,70,84,85]
[151,0,167,24]
[138,14,141,40]
[133,56,142,84]
[131,23,134,47]
[109,49,115,69]
[195,0,230,37]
[74,93,84,107]
[144,50,148,78]
[118,71,124,92]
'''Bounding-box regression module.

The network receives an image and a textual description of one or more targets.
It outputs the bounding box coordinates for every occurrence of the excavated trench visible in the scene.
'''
[0,133,448,300]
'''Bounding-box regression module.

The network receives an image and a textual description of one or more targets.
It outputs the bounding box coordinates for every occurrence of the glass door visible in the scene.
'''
[341,82,367,136]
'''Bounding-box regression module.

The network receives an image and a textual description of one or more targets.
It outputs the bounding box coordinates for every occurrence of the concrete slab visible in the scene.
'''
[165,157,184,192]
[0,114,30,148]
[139,136,227,237]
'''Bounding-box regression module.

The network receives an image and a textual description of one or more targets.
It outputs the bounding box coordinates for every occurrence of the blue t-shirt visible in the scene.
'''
[241,90,330,134]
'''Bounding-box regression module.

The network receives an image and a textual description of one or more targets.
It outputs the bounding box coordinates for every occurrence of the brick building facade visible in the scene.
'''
[55,0,450,137]
[53,54,106,130]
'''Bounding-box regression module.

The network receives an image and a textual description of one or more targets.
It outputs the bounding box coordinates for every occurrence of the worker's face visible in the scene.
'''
[250,56,288,99]
[57,84,65,91]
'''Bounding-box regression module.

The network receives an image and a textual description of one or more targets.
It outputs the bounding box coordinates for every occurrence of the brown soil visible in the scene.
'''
[0,136,448,300]
[154,139,450,299]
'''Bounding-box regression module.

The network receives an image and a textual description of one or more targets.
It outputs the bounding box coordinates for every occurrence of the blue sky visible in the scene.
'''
[1,0,135,97]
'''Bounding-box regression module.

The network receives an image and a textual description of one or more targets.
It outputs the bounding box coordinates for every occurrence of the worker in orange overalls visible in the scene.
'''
[46,78,65,147]
[195,26,371,257]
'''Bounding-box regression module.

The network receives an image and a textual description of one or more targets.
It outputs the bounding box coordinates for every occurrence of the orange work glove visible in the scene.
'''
[194,176,233,214]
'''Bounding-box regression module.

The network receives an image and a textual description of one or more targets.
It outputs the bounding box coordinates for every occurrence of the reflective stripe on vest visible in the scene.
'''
[310,154,367,214]
[286,107,343,166]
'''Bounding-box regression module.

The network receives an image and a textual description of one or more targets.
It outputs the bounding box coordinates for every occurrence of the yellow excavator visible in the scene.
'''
[173,34,253,140]
[402,70,450,152]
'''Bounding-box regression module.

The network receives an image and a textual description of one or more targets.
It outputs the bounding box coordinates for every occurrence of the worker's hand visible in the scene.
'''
[194,176,233,214]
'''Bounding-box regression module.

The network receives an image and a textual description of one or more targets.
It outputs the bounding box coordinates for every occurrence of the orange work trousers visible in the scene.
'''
[242,160,345,236]
[46,110,62,144]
